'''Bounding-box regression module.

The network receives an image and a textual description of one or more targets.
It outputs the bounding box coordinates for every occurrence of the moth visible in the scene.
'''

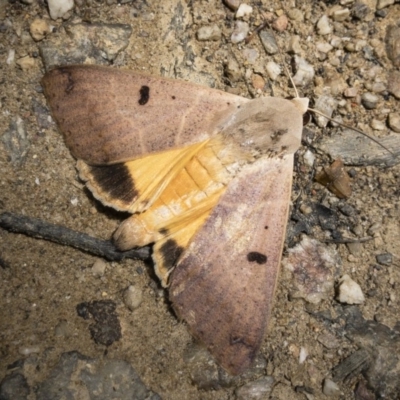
[42,65,308,375]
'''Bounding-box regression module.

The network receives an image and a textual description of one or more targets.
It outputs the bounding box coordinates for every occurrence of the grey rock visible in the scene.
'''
[1,117,30,167]
[235,376,274,399]
[35,351,159,400]
[40,22,132,69]
[259,30,278,55]
[361,92,379,109]
[0,373,30,400]
[376,253,393,265]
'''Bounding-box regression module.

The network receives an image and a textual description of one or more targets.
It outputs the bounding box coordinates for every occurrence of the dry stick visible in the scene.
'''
[0,212,150,262]
[323,236,373,244]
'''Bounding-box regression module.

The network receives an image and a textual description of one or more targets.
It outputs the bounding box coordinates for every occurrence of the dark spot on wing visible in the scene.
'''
[138,85,150,105]
[171,95,176,100]
[247,252,267,264]
[88,163,137,204]
[159,239,184,271]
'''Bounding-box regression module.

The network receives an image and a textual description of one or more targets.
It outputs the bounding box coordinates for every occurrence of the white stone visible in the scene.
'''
[336,274,365,304]
[124,285,143,311]
[317,15,332,35]
[323,378,341,396]
[371,119,385,130]
[236,3,253,18]
[292,56,315,86]
[47,0,74,20]
[6,49,15,65]
[265,61,281,80]
[231,21,249,43]
[92,259,107,277]
[316,42,333,53]
[303,150,315,167]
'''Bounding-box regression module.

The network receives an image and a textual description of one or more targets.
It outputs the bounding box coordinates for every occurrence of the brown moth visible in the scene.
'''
[42,65,308,375]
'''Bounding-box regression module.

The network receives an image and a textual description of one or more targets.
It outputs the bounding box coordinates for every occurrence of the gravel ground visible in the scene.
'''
[0,1,399,399]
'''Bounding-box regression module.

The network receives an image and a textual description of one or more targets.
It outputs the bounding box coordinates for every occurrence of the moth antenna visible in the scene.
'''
[309,107,395,156]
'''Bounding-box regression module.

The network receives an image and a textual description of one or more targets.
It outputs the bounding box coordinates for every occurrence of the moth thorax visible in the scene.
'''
[220,97,303,158]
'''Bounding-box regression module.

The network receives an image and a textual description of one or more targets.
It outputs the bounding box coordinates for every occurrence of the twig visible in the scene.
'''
[0,212,150,261]
[322,236,373,244]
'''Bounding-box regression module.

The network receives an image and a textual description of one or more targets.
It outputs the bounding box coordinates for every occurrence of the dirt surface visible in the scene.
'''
[1,0,399,399]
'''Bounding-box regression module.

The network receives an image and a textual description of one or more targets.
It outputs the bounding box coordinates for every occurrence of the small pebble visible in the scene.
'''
[223,0,240,11]
[303,149,315,167]
[361,92,379,109]
[317,333,340,349]
[367,222,381,235]
[251,74,265,90]
[259,30,278,54]
[352,2,370,20]
[314,95,337,127]
[236,3,253,18]
[30,18,51,41]
[323,378,341,396]
[272,15,288,32]
[197,25,221,41]
[316,42,333,53]
[299,347,308,364]
[287,8,304,22]
[224,58,241,82]
[377,0,394,8]
[344,87,358,97]
[336,274,365,305]
[235,377,274,400]
[388,70,400,99]
[376,253,393,266]
[317,15,332,35]
[388,113,400,133]
[54,320,70,337]
[265,61,281,80]
[242,48,258,64]
[19,346,40,355]
[332,8,350,21]
[231,21,249,43]
[47,0,74,19]
[16,55,36,71]
[92,259,107,277]
[6,49,15,65]
[123,285,143,311]
[288,35,302,54]
[292,56,315,86]
[370,119,385,130]
[371,81,386,93]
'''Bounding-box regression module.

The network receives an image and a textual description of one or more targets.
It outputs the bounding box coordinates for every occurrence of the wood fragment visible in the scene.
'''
[0,212,150,261]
